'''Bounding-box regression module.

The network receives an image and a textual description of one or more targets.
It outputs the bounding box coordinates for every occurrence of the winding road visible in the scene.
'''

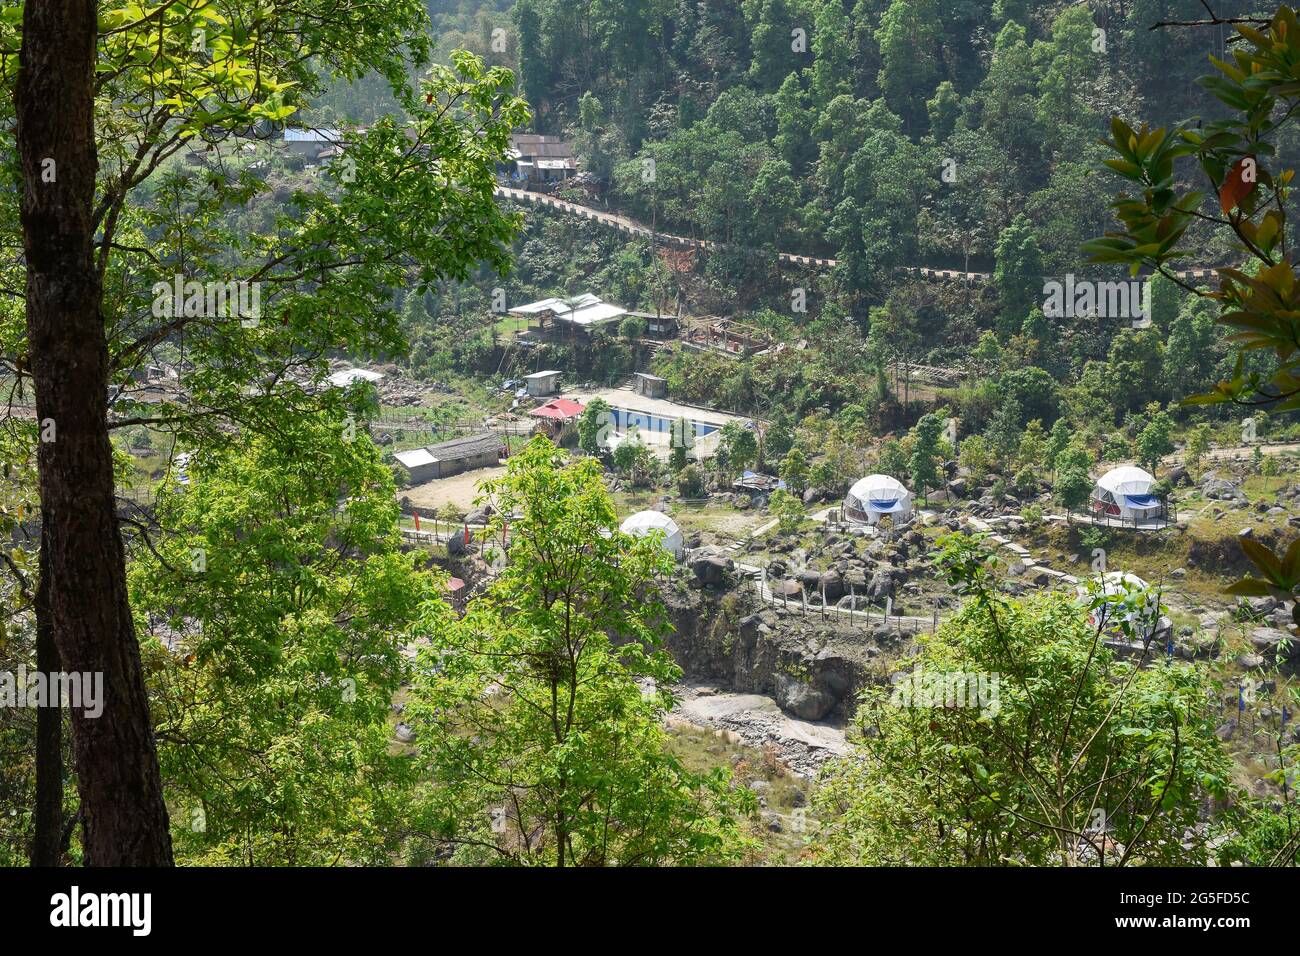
[495,186,1223,285]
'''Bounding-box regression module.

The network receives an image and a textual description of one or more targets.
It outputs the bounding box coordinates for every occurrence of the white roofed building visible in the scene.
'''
[1077,571,1172,643]
[509,294,628,339]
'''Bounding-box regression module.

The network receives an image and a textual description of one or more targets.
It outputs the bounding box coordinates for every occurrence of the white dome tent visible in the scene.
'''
[620,510,684,558]
[843,474,913,525]
[1090,466,1166,524]
[1077,572,1171,642]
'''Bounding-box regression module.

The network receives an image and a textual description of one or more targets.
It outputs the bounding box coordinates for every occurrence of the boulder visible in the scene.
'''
[775,672,837,721]
[819,570,846,603]
[868,568,895,600]
[1250,627,1289,652]
[1203,477,1244,500]
[797,568,822,591]
[464,504,495,525]
[689,548,734,586]
[1236,652,1267,671]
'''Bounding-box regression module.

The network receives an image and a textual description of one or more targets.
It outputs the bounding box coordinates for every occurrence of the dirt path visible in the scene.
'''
[399,465,506,512]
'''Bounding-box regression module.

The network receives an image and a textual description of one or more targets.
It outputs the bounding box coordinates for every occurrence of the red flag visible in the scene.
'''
[464,523,470,546]
[413,512,420,532]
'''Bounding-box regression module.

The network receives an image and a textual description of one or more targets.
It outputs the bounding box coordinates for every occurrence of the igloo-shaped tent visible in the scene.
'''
[1078,571,1168,639]
[1091,466,1164,521]
[843,474,913,525]
[620,510,684,557]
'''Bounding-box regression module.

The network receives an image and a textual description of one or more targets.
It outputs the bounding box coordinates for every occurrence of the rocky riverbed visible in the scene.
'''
[669,681,848,777]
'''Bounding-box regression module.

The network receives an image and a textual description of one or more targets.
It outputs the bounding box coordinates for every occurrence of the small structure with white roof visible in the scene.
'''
[619,510,684,558]
[843,474,913,525]
[393,433,503,485]
[509,294,627,337]
[393,447,439,485]
[524,370,562,397]
[326,367,385,389]
[1090,466,1167,525]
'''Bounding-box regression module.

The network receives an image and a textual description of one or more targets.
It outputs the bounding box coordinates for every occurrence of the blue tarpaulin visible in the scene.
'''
[1123,494,1160,509]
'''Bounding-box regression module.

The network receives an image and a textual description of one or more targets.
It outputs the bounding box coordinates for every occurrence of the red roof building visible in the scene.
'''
[528,398,585,421]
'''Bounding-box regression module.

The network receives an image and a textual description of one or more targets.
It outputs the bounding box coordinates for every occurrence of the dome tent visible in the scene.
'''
[843,474,913,525]
[1077,571,1170,640]
[1091,466,1164,521]
[620,510,684,557]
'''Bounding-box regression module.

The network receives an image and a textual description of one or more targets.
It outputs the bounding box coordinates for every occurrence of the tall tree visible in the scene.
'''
[407,438,750,865]
[3,3,526,864]
[16,0,173,866]
[992,215,1044,339]
[815,535,1235,865]
[130,412,429,864]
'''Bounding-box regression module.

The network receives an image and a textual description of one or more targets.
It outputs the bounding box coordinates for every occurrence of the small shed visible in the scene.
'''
[284,126,344,159]
[529,398,585,423]
[394,448,439,485]
[525,370,562,398]
[633,372,667,400]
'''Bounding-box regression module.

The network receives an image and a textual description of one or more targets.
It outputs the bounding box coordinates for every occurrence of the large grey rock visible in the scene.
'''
[819,570,845,603]
[868,568,895,600]
[775,672,837,721]
[1237,653,1267,671]
[464,504,495,525]
[1248,596,1280,615]
[689,548,734,586]
[1250,627,1289,651]
[1203,477,1244,500]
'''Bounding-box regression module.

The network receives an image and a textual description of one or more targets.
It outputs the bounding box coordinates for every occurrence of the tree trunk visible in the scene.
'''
[31,523,62,866]
[17,0,173,866]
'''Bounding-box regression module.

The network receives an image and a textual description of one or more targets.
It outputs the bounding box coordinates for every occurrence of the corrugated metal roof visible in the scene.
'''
[284,127,343,143]
[327,367,384,387]
[426,432,502,461]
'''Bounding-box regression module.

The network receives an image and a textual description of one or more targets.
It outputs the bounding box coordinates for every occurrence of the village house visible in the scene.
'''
[394,432,503,485]
[504,132,577,184]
